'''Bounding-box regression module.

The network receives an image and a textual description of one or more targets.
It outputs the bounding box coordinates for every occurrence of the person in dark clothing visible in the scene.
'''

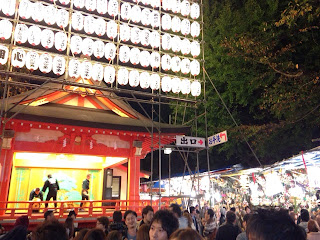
[42,174,60,208]
[80,174,91,208]
[29,188,43,201]
[215,211,241,240]
[109,210,127,238]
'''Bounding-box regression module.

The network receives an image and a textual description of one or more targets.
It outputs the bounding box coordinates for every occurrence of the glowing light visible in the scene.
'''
[14,24,28,44]
[104,42,116,61]
[141,8,151,26]
[32,2,44,22]
[1,0,15,16]
[131,27,141,44]
[150,31,160,48]
[25,51,39,71]
[150,74,160,90]
[129,47,140,65]
[191,21,200,37]
[44,5,56,26]
[120,24,131,42]
[151,11,160,28]
[68,58,81,78]
[161,76,172,92]
[171,36,181,53]
[162,34,171,50]
[171,0,181,14]
[84,15,96,35]
[151,0,160,8]
[181,38,191,55]
[190,59,200,76]
[39,53,53,73]
[97,0,108,15]
[104,65,116,84]
[171,16,181,33]
[80,60,93,79]
[0,19,12,40]
[191,81,201,97]
[72,11,84,31]
[190,3,200,19]
[171,56,181,73]
[41,29,54,49]
[140,29,150,47]
[107,20,118,39]
[92,63,104,81]
[117,68,129,86]
[191,41,200,57]
[181,79,191,94]
[121,3,131,21]
[59,0,70,5]
[85,0,96,12]
[52,56,66,76]
[56,8,69,29]
[265,172,284,196]
[108,0,119,17]
[139,51,150,68]
[161,14,171,31]
[181,19,191,36]
[129,70,140,87]
[70,35,83,55]
[181,58,191,75]
[119,45,130,63]
[180,0,190,16]
[82,37,94,57]
[19,0,31,20]
[54,31,68,52]
[93,40,105,59]
[140,71,150,89]
[95,18,106,36]
[161,54,171,71]
[171,77,181,94]
[150,52,160,69]
[162,0,172,11]
[131,6,141,23]
[73,0,85,9]
[0,45,9,65]
[11,48,26,68]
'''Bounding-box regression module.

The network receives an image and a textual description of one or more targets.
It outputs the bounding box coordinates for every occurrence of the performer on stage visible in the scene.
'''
[42,174,60,208]
[80,174,91,208]
[29,188,43,201]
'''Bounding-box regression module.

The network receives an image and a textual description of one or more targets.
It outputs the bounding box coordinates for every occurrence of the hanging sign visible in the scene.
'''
[11,48,26,68]
[0,45,9,65]
[176,135,205,148]
[52,56,66,76]
[81,60,93,79]
[39,53,53,73]
[208,131,228,147]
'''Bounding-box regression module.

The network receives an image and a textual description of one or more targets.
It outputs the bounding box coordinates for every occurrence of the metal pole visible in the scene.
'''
[158,96,161,208]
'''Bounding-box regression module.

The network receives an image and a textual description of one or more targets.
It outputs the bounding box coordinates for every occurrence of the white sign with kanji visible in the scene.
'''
[208,130,228,147]
[176,135,205,148]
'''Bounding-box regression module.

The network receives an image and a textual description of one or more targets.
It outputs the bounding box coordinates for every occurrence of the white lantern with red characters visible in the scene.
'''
[27,25,41,46]
[85,0,96,12]
[119,45,130,63]
[141,8,151,26]
[73,0,85,9]
[56,8,69,29]
[93,40,105,59]
[55,31,68,52]
[150,11,160,28]
[97,0,108,15]
[108,0,119,17]
[117,68,129,86]
[180,0,190,16]
[129,70,140,87]
[180,58,190,74]
[72,11,84,31]
[81,60,93,79]
[129,47,140,65]
[171,16,181,33]
[150,31,160,49]
[150,73,160,90]
[0,20,13,40]
[171,56,181,73]
[0,45,9,65]
[14,24,28,44]
[19,0,31,20]
[191,21,200,37]
[26,51,40,70]
[107,20,118,39]
[190,59,200,76]
[52,56,66,76]
[84,15,96,35]
[191,80,201,96]
[92,63,104,81]
[121,2,131,21]
[140,72,150,89]
[120,24,131,42]
[82,37,94,57]
[44,5,57,26]
[161,34,171,51]
[181,19,190,36]
[104,65,116,84]
[104,42,116,61]
[181,78,191,94]
[140,29,150,47]
[139,51,150,68]
[39,53,53,73]
[11,49,26,68]
[150,52,160,69]
[161,14,171,31]
[161,54,171,71]
[68,58,81,78]
[41,29,54,49]
[70,35,83,55]
[190,3,200,19]
[131,6,141,23]
[190,41,200,58]
[171,36,181,53]
[181,38,191,55]
[95,18,106,36]
[171,77,181,94]
[161,76,171,92]
[130,27,140,44]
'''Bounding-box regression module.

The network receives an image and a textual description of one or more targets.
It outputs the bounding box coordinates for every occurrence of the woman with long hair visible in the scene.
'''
[202,209,217,240]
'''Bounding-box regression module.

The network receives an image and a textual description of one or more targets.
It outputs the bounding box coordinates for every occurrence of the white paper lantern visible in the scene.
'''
[73,0,85,9]
[150,31,160,49]
[41,29,54,49]
[130,27,140,44]
[190,41,200,58]
[70,35,82,55]
[27,25,41,46]
[190,59,200,76]
[181,19,191,36]
[19,0,31,20]
[171,36,181,53]
[2,0,16,16]
[161,76,171,92]
[0,20,13,40]
[93,40,105,59]
[92,63,104,81]
[131,6,141,23]
[181,58,190,74]
[117,68,129,86]
[191,21,200,37]
[161,34,171,51]
[151,0,160,8]
[129,70,140,87]
[104,65,115,83]
[171,77,181,94]
[162,0,172,11]
[97,0,108,15]
[191,80,201,96]
[171,56,181,73]
[52,56,66,76]
[181,78,191,94]
[119,45,130,63]
[84,15,96,35]
[68,58,81,78]
[139,51,150,68]
[150,52,160,69]
[140,72,150,89]
[150,73,160,90]
[120,24,131,42]
[141,8,151,26]
[56,8,69,29]
[72,11,84,31]
[190,3,200,20]
[181,38,191,55]
[121,2,131,21]
[81,60,93,79]
[140,29,150,47]
[82,37,94,56]
[44,5,57,26]
[108,0,118,17]
[161,14,171,31]
[180,0,190,16]
[129,47,140,65]
[39,53,53,73]
[95,18,106,36]
[171,16,181,33]
[107,20,118,39]
[0,45,9,65]
[11,49,26,68]
[141,0,149,6]
[14,24,28,44]
[55,32,68,52]
[161,54,171,71]
[85,0,96,12]
[171,0,181,14]
[104,42,116,61]
[150,11,160,28]
[59,0,70,5]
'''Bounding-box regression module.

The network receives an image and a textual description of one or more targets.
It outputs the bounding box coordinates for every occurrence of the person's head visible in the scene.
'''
[142,206,154,224]
[308,219,319,233]
[289,206,294,212]
[245,206,251,214]
[107,230,122,240]
[48,174,52,178]
[289,211,297,223]
[14,215,29,228]
[113,210,123,223]
[44,210,55,222]
[83,228,106,240]
[189,206,196,216]
[124,210,137,229]
[96,216,109,233]
[230,207,236,212]
[301,209,310,222]
[35,187,41,195]
[68,210,77,219]
[149,210,179,240]
[242,214,251,230]
[169,228,204,240]
[205,209,214,222]
[33,220,68,240]
[87,174,91,180]
[74,228,89,240]
[226,211,236,224]
[65,217,74,239]
[1,225,27,240]
[170,203,182,218]
[137,223,150,240]
[246,208,306,240]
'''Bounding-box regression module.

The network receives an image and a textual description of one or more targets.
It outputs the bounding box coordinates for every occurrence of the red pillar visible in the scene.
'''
[127,155,140,211]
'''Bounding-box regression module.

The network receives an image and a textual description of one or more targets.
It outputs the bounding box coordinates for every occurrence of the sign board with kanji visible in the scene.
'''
[176,136,206,148]
[208,131,228,147]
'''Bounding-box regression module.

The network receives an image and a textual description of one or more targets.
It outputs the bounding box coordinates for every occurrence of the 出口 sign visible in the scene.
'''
[176,135,205,148]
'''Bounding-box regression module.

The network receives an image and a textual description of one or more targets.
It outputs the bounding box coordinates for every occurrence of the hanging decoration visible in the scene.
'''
[27,25,41,46]
[162,0,172,11]
[181,78,191,94]
[190,59,200,76]
[150,73,160,90]
[73,0,85,9]
[139,51,150,68]
[150,11,160,28]
[12,48,26,68]
[92,63,104,81]
[44,5,56,26]
[120,24,131,42]
[70,35,83,55]
[191,21,200,38]
[181,19,191,36]
[0,20,13,40]
[41,29,54,49]
[171,56,181,73]
[72,11,84,31]
[52,56,66,76]
[96,0,108,15]
[58,0,70,5]
[180,0,190,17]
[131,6,141,23]
[56,8,69,29]
[190,3,200,19]
[181,58,191,74]
[82,37,94,57]
[119,45,130,63]
[95,18,106,36]
[191,80,201,97]
[129,70,140,87]
[161,34,171,51]
[161,14,171,31]
[85,0,97,12]
[151,0,161,9]
[39,53,53,73]
[161,76,172,92]
[140,29,150,47]
[81,60,93,79]
[117,68,129,86]
[107,20,118,39]
[140,72,150,89]
[1,0,16,16]
[0,45,9,65]
[171,16,181,33]
[171,77,181,94]
[141,8,151,26]
[121,2,131,21]
[181,38,191,55]
[19,0,31,20]
[150,52,160,69]
[150,31,160,49]
[129,47,140,65]
[171,36,181,53]
[55,32,68,52]
[191,41,200,58]
[141,0,149,6]
[130,27,140,44]
[68,58,81,78]
[104,42,116,61]
[15,24,29,44]
[84,15,96,35]
[108,0,119,17]
[93,40,105,59]
[104,65,116,84]
[171,0,181,14]
[32,2,44,22]
[161,54,171,71]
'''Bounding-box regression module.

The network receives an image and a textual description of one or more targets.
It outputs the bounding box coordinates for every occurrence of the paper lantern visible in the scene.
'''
[141,8,151,26]
[104,42,116,61]
[140,29,150,47]
[32,1,45,22]
[73,0,85,9]
[14,24,28,44]
[129,47,140,65]
[55,32,68,52]
[131,6,141,23]
[171,0,181,14]
[27,25,41,46]
[56,8,69,29]
[171,16,181,33]
[44,5,56,26]
[95,18,106,36]
[84,15,96,35]
[150,31,160,49]
[161,14,171,31]
[2,0,16,16]
[104,65,116,84]
[161,76,171,92]
[139,51,150,68]
[150,52,160,69]
[191,21,200,37]
[161,54,171,71]
[0,44,9,65]
[0,20,13,40]
[120,24,131,42]
[92,63,104,81]
[190,3,200,20]
[39,53,53,73]
[180,58,190,74]
[121,2,131,21]
[108,0,119,17]
[180,0,190,16]
[181,79,191,94]
[59,0,70,6]
[141,0,150,6]
[93,40,105,59]
[52,56,66,76]
[162,0,172,11]
[171,36,181,53]
[19,0,31,20]
[72,11,84,31]
[181,38,191,55]
[171,56,181,73]
[171,77,181,94]
[190,60,200,76]
[107,20,118,39]
[181,19,191,36]
[40,29,54,49]
[97,0,108,15]
[161,34,171,51]
[129,70,140,87]
[130,27,140,44]
[82,37,94,57]
[81,60,93,79]
[11,49,26,68]
[68,58,81,78]
[70,35,82,55]
[150,73,160,90]
[191,80,201,96]
[85,0,96,12]
[117,68,129,86]
[119,45,130,63]
[151,11,160,28]
[151,0,160,8]
[140,72,150,89]
[190,41,200,58]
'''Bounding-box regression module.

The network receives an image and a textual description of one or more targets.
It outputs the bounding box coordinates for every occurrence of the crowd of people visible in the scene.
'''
[1,203,320,240]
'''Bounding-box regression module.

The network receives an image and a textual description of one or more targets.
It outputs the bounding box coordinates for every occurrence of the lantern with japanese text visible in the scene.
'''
[190,59,200,76]
[81,60,93,79]
[191,41,200,58]
[72,11,84,31]
[121,3,131,21]
[14,24,28,44]
[181,78,191,94]
[82,37,94,57]
[0,45,9,65]
[129,70,140,87]
[55,32,68,52]
[19,0,31,20]
[161,54,171,71]
[150,31,160,49]
[131,6,141,23]
[162,34,171,51]
[171,77,181,94]
[161,14,171,31]
[70,35,83,55]
[52,56,66,76]
[68,58,81,78]
[93,40,105,59]
[151,0,160,8]
[119,45,130,63]
[85,0,96,12]
[150,52,160,69]
[11,48,26,68]
[180,0,190,17]
[117,68,129,86]
[107,20,118,40]
[191,80,201,97]
[41,29,54,49]
[190,3,200,19]
[84,15,96,35]
[140,72,150,89]
[162,0,172,11]
[129,47,140,65]
[191,21,200,38]
[73,0,85,9]
[108,0,119,17]
[27,25,41,46]
[0,20,13,40]
[139,51,150,68]
[32,2,45,22]
[130,27,140,45]
[92,63,104,81]
[171,16,181,33]
[39,53,53,73]
[150,11,160,28]
[56,8,69,29]
[120,24,131,42]
[171,36,181,53]
[181,58,190,74]
[150,73,160,90]
[141,0,149,6]
[1,0,15,16]
[140,29,150,47]
[104,42,116,61]
[171,56,181,73]
[141,8,151,26]
[95,18,106,37]
[44,5,56,26]
[171,0,181,14]
[181,38,191,55]
[161,76,171,92]
[104,65,116,84]
[181,19,191,36]
[97,0,108,15]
